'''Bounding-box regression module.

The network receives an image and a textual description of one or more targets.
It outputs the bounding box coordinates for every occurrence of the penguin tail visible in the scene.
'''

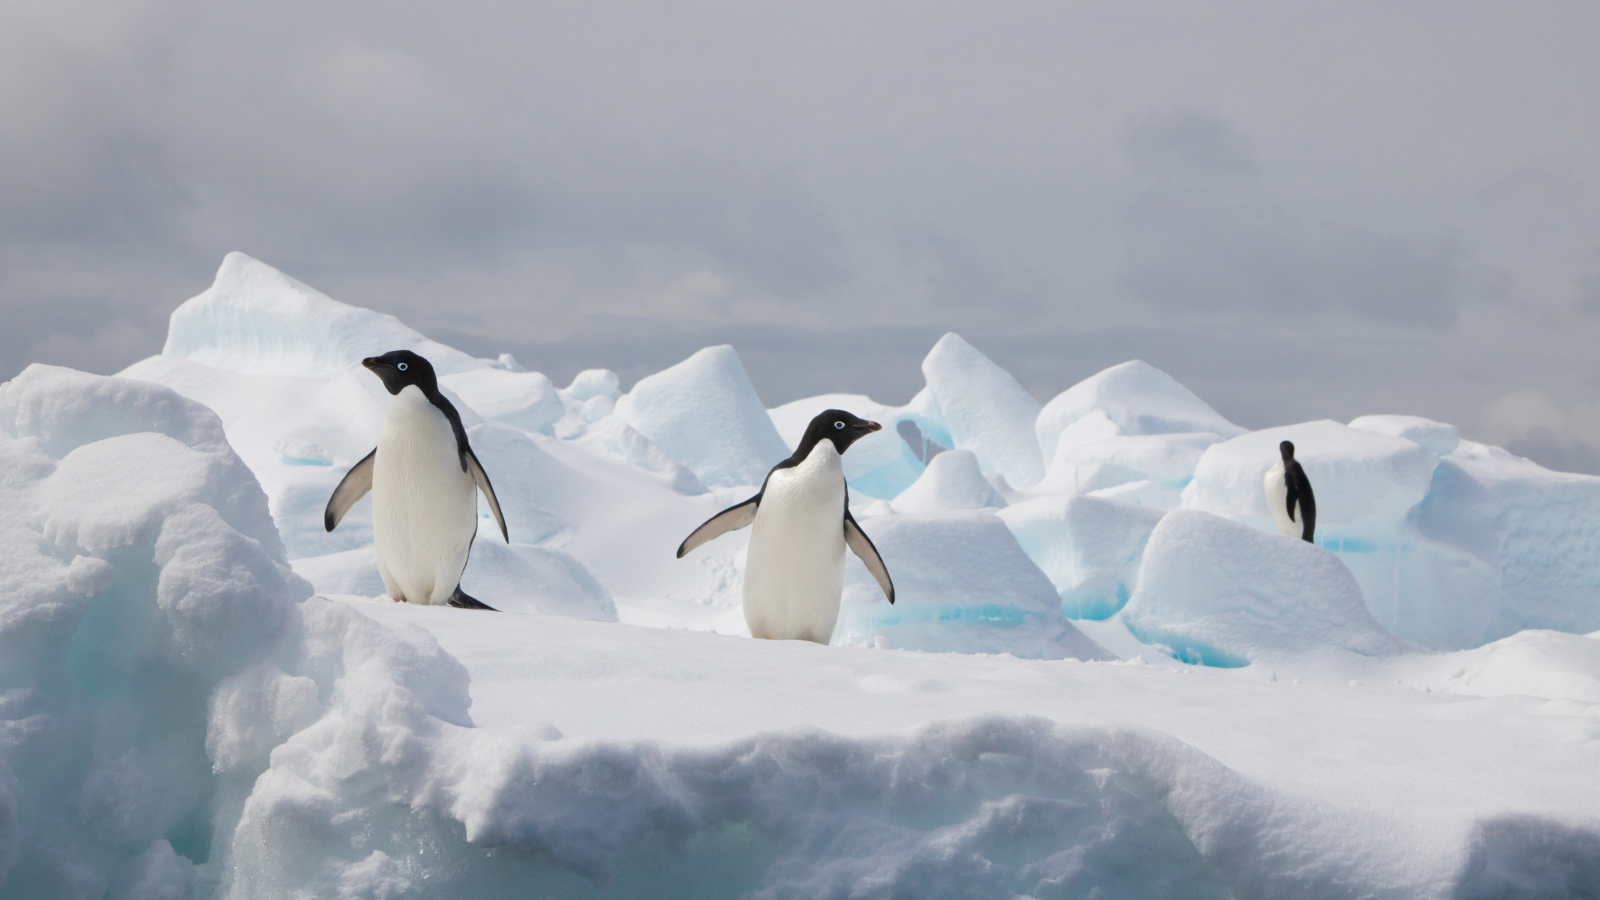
[447,586,498,611]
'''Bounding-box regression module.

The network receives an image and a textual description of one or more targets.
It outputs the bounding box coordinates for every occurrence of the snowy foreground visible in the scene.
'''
[3,253,1600,898]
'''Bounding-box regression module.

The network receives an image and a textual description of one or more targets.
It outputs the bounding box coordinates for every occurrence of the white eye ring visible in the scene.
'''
[833,421,845,430]
[397,362,408,371]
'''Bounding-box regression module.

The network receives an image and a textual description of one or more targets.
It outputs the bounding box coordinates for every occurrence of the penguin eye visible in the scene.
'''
[834,420,845,430]
[397,362,408,371]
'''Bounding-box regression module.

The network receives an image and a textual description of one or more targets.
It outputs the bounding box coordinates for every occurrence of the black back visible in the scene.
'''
[1280,441,1317,543]
[363,350,472,473]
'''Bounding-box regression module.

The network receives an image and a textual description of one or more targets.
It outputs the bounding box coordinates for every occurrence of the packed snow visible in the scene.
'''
[2,252,1599,898]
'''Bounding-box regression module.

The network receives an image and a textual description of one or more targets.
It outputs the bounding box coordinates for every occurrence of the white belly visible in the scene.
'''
[744,442,847,644]
[1263,462,1300,537]
[371,386,478,605]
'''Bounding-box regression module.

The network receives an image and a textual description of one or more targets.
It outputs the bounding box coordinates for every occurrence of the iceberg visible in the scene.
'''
[1037,431,1223,506]
[613,345,790,489]
[440,367,567,435]
[1036,360,1244,464]
[1348,414,1461,456]
[1182,419,1438,533]
[999,494,1166,619]
[1405,440,1600,649]
[920,333,1046,489]
[163,252,483,377]
[833,510,1112,660]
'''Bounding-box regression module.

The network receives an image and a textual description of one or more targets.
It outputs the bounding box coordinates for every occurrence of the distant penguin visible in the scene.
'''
[676,409,895,643]
[1263,440,1316,543]
[324,350,509,609]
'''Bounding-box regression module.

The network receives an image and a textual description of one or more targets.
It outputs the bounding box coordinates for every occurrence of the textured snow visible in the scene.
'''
[6,254,1600,897]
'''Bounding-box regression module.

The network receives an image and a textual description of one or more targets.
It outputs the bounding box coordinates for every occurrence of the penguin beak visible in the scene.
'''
[361,357,383,370]
[863,421,882,432]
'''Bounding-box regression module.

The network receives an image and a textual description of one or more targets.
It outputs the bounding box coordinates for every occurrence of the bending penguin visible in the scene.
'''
[324,350,509,610]
[1263,440,1316,543]
[676,409,895,644]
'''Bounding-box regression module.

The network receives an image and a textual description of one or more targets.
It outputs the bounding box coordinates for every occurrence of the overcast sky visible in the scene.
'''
[5,1,1600,469]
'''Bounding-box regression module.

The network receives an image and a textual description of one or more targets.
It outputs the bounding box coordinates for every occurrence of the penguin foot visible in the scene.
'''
[447,587,497,611]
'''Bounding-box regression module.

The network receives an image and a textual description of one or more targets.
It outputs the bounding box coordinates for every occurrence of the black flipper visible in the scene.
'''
[844,510,895,604]
[325,449,376,532]
[466,447,509,543]
[676,495,761,558]
[447,586,497,611]
[1288,461,1317,543]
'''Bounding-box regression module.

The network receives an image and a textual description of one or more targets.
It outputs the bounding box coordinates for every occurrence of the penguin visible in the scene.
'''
[676,409,895,644]
[324,350,509,610]
[1263,440,1316,543]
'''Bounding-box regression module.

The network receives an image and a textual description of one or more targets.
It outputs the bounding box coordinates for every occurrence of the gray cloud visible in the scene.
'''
[1505,429,1600,477]
[1124,110,1258,182]
[1118,182,1463,328]
[898,226,1051,315]
[4,0,1600,461]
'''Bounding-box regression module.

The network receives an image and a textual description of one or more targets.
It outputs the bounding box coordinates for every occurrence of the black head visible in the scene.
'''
[1280,440,1296,461]
[362,350,438,395]
[799,409,882,457]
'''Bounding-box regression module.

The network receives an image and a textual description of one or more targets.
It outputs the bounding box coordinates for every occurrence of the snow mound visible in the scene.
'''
[1183,420,1437,533]
[164,252,483,377]
[563,368,620,403]
[1038,431,1222,507]
[1348,414,1461,457]
[1000,495,1166,619]
[1416,630,1600,703]
[614,345,790,489]
[834,511,1111,659]
[921,334,1045,489]
[892,449,1006,513]
[1037,360,1244,463]
[0,365,313,895]
[440,367,566,435]
[1123,510,1407,666]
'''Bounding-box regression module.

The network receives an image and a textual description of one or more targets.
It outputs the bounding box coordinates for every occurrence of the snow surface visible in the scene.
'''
[5,254,1600,897]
